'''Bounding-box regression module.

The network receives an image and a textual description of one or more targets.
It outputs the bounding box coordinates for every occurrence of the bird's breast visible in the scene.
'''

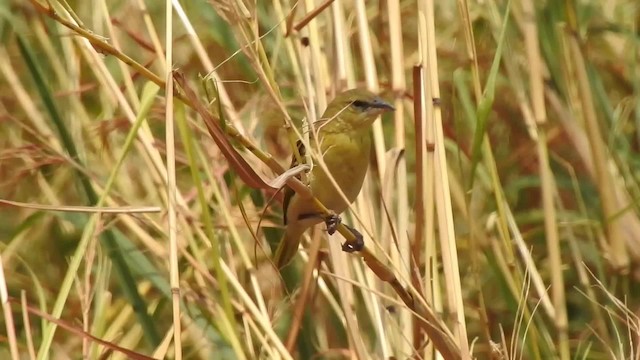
[309,131,371,213]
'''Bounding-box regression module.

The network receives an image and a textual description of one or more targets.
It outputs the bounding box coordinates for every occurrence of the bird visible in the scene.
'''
[274,89,395,268]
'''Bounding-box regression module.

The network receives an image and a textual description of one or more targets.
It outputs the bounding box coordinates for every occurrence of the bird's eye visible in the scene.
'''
[351,100,370,110]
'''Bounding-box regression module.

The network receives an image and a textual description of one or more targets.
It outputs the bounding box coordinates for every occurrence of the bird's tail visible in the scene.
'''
[274,225,305,268]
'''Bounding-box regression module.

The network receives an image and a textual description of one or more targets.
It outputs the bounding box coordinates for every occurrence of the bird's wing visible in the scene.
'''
[282,139,306,225]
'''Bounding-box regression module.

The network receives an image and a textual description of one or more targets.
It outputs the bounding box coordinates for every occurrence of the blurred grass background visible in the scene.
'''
[1,0,639,359]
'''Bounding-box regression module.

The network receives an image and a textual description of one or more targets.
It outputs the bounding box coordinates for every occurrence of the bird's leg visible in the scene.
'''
[340,224,364,253]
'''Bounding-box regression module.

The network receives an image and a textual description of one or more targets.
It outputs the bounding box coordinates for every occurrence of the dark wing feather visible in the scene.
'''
[282,140,306,225]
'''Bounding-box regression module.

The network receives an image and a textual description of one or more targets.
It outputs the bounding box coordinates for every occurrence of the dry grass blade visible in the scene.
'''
[10,298,158,360]
[173,71,274,191]
[360,248,462,359]
[288,0,335,35]
[4,0,640,359]
[0,199,161,213]
[27,0,164,88]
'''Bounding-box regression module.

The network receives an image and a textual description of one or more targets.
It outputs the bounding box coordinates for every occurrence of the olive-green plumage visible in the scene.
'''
[274,89,394,268]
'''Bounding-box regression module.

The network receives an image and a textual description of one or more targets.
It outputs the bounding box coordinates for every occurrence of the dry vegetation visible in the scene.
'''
[1,0,640,359]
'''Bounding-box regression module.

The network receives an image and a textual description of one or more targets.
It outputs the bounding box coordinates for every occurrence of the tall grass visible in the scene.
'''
[1,0,639,359]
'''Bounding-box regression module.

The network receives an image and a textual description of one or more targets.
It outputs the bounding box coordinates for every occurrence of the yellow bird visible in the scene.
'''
[275,89,395,268]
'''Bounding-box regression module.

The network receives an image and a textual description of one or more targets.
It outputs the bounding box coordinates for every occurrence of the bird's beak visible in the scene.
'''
[370,98,395,112]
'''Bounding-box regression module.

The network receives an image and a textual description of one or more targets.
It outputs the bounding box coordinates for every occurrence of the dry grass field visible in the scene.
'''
[1,0,639,359]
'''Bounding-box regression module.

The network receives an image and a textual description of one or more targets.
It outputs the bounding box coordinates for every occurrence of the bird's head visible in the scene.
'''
[321,89,395,130]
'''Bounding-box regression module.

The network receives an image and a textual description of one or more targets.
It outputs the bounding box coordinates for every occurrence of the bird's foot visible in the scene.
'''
[312,213,364,253]
[321,213,364,253]
[341,224,364,253]
[324,212,342,235]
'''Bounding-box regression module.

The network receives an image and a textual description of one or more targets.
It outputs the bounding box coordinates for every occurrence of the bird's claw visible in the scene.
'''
[323,214,364,253]
[341,224,364,253]
[324,213,341,235]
